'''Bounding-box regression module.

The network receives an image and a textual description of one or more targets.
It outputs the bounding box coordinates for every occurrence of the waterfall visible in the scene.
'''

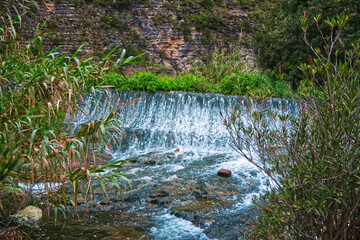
[74,90,296,158]
[70,90,297,239]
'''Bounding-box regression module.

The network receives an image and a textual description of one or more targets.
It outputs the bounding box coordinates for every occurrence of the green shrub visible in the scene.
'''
[190,45,245,84]
[254,0,360,86]
[105,72,216,93]
[100,15,112,29]
[153,13,165,25]
[200,0,214,9]
[0,3,141,237]
[220,73,290,98]
[104,71,291,97]
[112,0,148,10]
[191,13,224,31]
[241,18,252,33]
[225,14,360,239]
[100,14,128,31]
[180,20,192,42]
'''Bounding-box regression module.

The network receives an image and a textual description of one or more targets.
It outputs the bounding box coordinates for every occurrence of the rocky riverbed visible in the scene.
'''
[32,91,294,239]
[33,150,263,239]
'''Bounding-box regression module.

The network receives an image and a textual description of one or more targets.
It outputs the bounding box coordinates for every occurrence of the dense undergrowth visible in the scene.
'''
[226,14,360,239]
[105,71,291,98]
[0,1,140,238]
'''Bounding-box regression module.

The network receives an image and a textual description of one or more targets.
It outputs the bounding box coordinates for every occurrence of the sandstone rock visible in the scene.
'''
[17,206,42,221]
[217,169,232,178]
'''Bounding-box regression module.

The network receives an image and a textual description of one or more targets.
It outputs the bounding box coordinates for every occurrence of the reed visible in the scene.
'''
[0,1,140,237]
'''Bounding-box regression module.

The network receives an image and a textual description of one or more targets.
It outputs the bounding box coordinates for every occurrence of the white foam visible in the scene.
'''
[150,213,209,240]
[18,182,62,193]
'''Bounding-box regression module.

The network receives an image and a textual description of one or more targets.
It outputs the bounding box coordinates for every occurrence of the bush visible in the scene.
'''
[105,72,212,93]
[190,45,246,84]
[180,20,192,42]
[153,13,165,25]
[112,0,148,10]
[254,0,360,86]
[200,0,214,9]
[0,4,140,237]
[192,13,224,31]
[220,73,290,98]
[225,14,360,239]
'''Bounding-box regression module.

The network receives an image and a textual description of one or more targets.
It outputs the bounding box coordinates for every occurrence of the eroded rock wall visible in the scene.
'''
[19,0,255,73]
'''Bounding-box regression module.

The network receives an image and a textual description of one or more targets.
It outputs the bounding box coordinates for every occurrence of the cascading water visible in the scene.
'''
[38,90,297,240]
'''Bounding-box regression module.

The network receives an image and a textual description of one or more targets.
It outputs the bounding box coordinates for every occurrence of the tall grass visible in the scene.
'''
[0,1,140,237]
[189,44,247,84]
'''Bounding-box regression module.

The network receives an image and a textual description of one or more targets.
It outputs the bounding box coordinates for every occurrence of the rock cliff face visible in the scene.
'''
[20,0,255,73]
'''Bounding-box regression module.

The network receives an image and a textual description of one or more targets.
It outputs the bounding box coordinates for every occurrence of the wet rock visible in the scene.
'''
[217,169,232,178]
[120,187,152,203]
[150,189,170,198]
[204,206,260,239]
[33,210,153,240]
[17,206,42,221]
[172,210,194,222]
[147,189,172,205]
[191,191,203,200]
[170,199,235,230]
[99,200,111,205]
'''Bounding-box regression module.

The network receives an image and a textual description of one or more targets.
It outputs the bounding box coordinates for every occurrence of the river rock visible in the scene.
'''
[17,206,42,221]
[217,169,232,178]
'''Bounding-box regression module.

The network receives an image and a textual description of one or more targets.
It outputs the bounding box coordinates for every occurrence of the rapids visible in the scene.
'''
[36,90,297,239]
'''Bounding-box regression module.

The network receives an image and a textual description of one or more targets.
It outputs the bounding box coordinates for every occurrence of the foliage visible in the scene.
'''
[102,43,290,97]
[220,72,290,98]
[200,0,214,9]
[225,14,360,239]
[191,13,224,31]
[100,15,128,31]
[254,0,360,86]
[105,71,290,97]
[180,20,192,42]
[105,72,213,93]
[153,13,165,26]
[112,0,148,10]
[190,45,246,84]
[0,2,140,237]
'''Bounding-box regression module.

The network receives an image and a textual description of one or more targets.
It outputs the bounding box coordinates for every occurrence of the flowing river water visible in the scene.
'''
[34,91,297,239]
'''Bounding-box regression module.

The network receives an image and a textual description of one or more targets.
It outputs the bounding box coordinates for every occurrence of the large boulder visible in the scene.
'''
[17,206,42,221]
